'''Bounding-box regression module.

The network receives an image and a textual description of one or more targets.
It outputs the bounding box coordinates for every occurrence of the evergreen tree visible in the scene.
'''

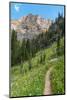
[11,29,18,66]
[20,56,23,74]
[28,57,32,70]
[57,35,60,56]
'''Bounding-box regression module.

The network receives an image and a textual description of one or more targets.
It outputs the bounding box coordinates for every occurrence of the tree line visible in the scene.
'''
[11,13,64,67]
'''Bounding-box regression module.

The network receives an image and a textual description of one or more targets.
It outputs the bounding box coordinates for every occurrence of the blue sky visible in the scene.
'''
[11,3,64,21]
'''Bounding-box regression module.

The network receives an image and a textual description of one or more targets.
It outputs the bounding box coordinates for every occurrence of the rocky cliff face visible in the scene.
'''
[11,14,52,41]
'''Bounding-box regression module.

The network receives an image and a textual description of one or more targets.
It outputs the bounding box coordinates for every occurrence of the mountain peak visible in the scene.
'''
[11,14,52,40]
[28,13,33,16]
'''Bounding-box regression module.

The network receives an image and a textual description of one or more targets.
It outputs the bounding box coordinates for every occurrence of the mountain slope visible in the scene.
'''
[11,14,52,40]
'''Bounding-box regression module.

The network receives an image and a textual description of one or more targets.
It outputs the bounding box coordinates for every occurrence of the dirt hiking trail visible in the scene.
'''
[43,67,53,95]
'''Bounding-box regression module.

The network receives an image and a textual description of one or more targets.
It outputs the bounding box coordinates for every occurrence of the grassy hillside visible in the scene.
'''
[10,37,65,97]
[50,55,64,94]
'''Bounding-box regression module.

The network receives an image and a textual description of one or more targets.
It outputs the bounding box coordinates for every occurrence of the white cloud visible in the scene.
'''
[14,4,20,12]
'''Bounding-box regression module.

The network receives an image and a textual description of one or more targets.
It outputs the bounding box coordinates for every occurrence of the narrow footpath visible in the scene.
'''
[43,67,52,95]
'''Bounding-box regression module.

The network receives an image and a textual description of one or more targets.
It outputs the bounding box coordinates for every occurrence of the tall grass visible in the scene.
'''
[10,37,64,97]
[11,62,50,97]
[50,56,65,94]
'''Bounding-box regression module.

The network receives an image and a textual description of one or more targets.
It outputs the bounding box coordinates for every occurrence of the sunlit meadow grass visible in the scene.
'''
[10,38,64,97]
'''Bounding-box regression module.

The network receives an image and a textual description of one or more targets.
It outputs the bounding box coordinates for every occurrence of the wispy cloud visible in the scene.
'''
[14,4,20,12]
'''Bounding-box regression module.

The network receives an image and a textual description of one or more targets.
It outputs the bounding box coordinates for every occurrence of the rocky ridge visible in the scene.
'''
[11,14,52,40]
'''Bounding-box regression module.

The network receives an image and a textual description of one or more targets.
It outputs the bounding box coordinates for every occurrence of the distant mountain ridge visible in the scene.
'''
[11,14,52,40]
